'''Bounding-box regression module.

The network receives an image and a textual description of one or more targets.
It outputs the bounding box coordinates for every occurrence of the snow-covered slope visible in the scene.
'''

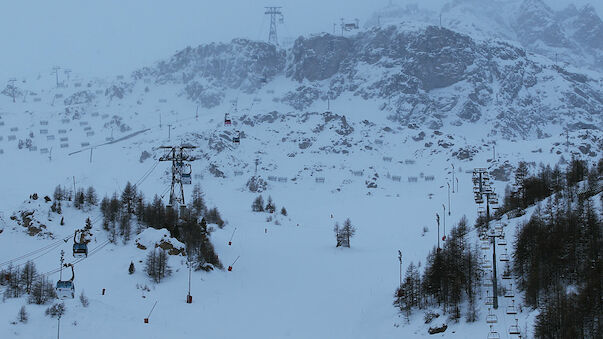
[0,20,601,339]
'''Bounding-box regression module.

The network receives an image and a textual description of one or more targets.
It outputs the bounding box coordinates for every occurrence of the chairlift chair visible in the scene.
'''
[224,113,232,125]
[56,264,75,299]
[497,237,507,246]
[508,319,521,335]
[506,300,518,315]
[487,325,500,339]
[502,267,512,280]
[500,249,510,262]
[486,308,498,324]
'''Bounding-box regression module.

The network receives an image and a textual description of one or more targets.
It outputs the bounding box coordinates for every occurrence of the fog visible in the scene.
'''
[0,0,599,78]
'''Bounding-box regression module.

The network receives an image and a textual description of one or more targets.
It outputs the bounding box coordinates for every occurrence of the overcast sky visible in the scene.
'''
[0,0,599,78]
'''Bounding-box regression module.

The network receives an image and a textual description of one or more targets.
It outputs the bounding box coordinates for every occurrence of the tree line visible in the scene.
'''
[510,158,602,338]
[394,216,482,323]
[99,182,223,275]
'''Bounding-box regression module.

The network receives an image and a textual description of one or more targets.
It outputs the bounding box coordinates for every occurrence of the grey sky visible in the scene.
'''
[0,0,599,78]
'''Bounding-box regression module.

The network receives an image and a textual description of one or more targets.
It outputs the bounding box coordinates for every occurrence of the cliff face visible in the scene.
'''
[126,22,601,139]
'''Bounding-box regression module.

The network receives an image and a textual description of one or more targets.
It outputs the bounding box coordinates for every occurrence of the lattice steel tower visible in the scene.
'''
[265,6,283,45]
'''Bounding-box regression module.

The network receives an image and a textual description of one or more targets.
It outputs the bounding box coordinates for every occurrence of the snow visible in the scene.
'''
[0,5,601,337]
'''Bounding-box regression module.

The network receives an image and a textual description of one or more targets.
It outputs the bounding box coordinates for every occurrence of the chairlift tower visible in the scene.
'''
[473,168,500,309]
[52,66,61,88]
[265,6,283,46]
[159,146,197,209]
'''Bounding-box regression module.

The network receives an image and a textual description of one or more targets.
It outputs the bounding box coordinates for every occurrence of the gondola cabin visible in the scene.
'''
[181,164,192,185]
[56,280,74,299]
[73,243,88,258]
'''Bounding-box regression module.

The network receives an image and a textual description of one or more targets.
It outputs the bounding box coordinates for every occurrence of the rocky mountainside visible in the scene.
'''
[367,0,603,71]
[125,24,601,140]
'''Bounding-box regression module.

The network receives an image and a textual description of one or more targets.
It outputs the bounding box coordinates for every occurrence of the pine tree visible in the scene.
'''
[85,186,97,206]
[20,261,36,294]
[341,218,356,248]
[121,182,136,214]
[281,207,287,216]
[128,261,135,274]
[28,276,56,304]
[191,184,206,217]
[265,196,275,214]
[17,306,28,323]
[252,195,264,212]
[145,248,171,283]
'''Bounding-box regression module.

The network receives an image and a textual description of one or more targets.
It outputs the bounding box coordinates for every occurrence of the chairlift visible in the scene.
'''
[486,308,498,324]
[487,325,500,339]
[506,300,518,315]
[232,130,241,144]
[73,230,88,258]
[224,113,232,126]
[504,285,515,298]
[481,241,490,250]
[56,264,75,299]
[497,237,507,246]
[502,265,512,280]
[500,250,510,262]
[508,319,520,335]
[181,164,192,185]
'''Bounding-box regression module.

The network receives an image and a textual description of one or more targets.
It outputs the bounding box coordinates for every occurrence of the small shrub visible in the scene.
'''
[45,303,65,318]
[79,291,89,307]
[18,306,28,323]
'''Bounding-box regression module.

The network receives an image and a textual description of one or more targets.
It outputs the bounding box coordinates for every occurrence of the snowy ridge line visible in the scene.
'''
[40,239,112,277]
[0,234,72,268]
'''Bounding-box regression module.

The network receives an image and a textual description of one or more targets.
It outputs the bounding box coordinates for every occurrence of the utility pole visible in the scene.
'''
[442,204,446,241]
[447,182,451,215]
[57,314,61,339]
[158,146,197,210]
[254,158,259,176]
[167,124,172,140]
[265,7,283,45]
[451,164,455,193]
[436,213,440,250]
[89,148,93,163]
[456,177,458,193]
[59,250,64,280]
[195,104,199,120]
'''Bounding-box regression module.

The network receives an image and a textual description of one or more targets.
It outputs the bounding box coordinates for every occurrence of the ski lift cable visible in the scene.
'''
[0,234,72,268]
[40,239,111,277]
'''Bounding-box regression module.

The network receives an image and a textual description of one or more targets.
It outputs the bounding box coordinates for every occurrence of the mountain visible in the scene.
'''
[367,0,603,71]
[113,24,602,140]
